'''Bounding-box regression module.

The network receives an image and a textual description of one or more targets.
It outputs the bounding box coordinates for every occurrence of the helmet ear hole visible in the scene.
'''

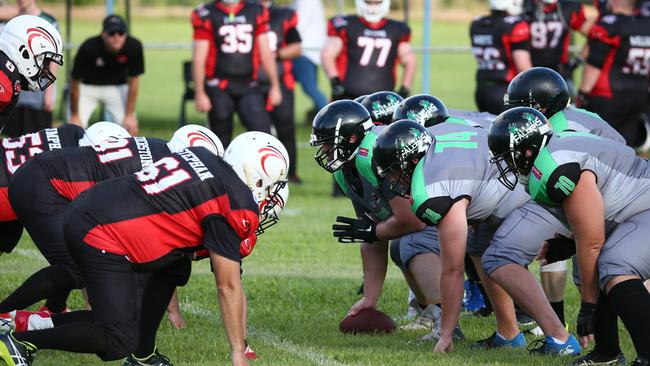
[256,179,263,188]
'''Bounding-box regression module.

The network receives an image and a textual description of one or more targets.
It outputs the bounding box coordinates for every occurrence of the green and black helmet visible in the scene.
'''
[373,119,432,197]
[361,91,404,125]
[310,100,374,173]
[488,107,553,190]
[504,67,570,119]
[392,94,449,127]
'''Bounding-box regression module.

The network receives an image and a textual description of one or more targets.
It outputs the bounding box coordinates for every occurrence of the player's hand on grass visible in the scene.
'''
[167,309,187,329]
[577,301,596,348]
[537,233,576,265]
[195,91,212,113]
[332,216,378,243]
[347,295,377,317]
[268,85,282,107]
[433,335,454,353]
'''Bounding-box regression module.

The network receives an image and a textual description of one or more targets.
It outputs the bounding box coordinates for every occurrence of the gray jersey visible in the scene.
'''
[410,123,529,225]
[528,131,650,224]
[448,109,495,129]
[548,107,625,144]
[334,125,394,221]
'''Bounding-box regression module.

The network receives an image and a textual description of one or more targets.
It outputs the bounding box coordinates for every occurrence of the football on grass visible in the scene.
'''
[339,309,396,334]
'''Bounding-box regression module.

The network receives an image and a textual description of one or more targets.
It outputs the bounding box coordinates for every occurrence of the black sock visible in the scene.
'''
[0,265,77,313]
[14,323,109,355]
[609,279,650,359]
[550,301,565,325]
[593,291,621,357]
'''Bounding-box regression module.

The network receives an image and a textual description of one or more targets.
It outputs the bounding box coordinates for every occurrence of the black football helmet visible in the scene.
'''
[361,91,404,125]
[488,107,553,190]
[354,94,369,104]
[373,119,432,197]
[504,67,570,119]
[392,94,450,127]
[310,100,374,172]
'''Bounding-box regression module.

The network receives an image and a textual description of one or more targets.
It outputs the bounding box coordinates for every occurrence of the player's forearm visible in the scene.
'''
[376,216,425,241]
[258,34,281,88]
[192,41,209,94]
[321,48,339,78]
[400,55,416,89]
[125,77,139,116]
[579,63,601,94]
[513,50,532,72]
[215,273,246,353]
[360,241,388,301]
[278,43,301,60]
[440,263,464,338]
[70,79,80,115]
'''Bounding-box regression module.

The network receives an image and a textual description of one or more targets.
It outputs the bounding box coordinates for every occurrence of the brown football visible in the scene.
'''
[339,308,396,334]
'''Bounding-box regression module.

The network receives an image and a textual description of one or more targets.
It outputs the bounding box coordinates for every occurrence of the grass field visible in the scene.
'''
[0,15,634,366]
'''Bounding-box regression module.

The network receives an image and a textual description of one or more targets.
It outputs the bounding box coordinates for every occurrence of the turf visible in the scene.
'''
[0,15,634,366]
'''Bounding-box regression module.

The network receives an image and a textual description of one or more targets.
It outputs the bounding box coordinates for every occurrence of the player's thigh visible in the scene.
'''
[0,219,23,253]
[237,92,272,133]
[206,86,235,121]
[102,84,128,125]
[482,202,569,275]
[467,220,498,258]
[270,87,295,133]
[598,209,650,290]
[78,83,100,128]
[397,226,441,270]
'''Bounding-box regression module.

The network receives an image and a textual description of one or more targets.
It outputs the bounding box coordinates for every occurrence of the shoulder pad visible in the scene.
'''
[195,3,210,18]
[331,15,348,28]
[504,15,522,24]
[600,14,618,24]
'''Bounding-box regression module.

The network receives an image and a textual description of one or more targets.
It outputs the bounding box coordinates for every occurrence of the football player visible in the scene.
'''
[488,106,650,366]
[372,120,581,354]
[360,91,404,126]
[0,133,289,366]
[0,125,221,323]
[191,0,281,146]
[471,0,532,115]
[321,0,416,100]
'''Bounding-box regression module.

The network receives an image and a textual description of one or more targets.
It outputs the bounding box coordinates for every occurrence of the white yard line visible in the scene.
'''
[180,303,347,366]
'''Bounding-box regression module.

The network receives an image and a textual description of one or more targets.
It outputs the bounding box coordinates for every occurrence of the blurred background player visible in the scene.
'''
[192,0,282,147]
[577,0,650,148]
[321,0,416,101]
[3,0,59,138]
[470,0,531,115]
[292,0,327,123]
[69,15,143,135]
[259,0,302,183]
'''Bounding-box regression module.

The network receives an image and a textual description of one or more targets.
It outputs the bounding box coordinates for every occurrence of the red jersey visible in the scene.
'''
[587,14,650,98]
[471,13,530,84]
[68,147,259,268]
[0,124,85,221]
[327,15,411,97]
[0,51,22,120]
[191,1,269,88]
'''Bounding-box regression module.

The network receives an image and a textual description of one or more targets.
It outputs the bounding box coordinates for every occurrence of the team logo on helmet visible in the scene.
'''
[259,146,288,177]
[27,26,58,55]
[187,131,219,152]
[509,112,550,144]
[406,100,439,125]
[396,127,431,161]
[372,95,401,119]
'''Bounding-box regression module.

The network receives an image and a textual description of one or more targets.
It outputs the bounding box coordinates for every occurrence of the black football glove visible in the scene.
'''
[397,86,410,98]
[332,216,378,243]
[577,301,596,337]
[330,77,346,100]
[543,235,576,264]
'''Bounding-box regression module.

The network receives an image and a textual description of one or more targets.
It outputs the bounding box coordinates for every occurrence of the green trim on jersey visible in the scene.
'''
[574,107,604,121]
[548,111,569,132]
[410,157,429,218]
[446,116,472,126]
[557,131,602,140]
[333,170,350,197]
[355,130,380,187]
[528,147,559,206]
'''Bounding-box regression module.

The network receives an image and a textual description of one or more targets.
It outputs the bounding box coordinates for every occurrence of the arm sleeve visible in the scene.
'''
[0,71,14,107]
[191,8,213,41]
[286,12,301,43]
[201,215,243,263]
[570,4,587,31]
[510,21,531,51]
[400,24,412,43]
[128,39,145,77]
[413,196,468,226]
[587,22,620,68]
[327,18,340,37]
[545,162,582,204]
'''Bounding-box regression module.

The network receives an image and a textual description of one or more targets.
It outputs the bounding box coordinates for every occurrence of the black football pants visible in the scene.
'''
[475,82,508,116]
[585,94,648,148]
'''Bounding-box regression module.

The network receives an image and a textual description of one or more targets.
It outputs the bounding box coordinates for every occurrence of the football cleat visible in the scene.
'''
[0,314,12,332]
[401,303,436,331]
[0,331,36,366]
[473,332,527,349]
[572,350,626,365]
[463,280,487,313]
[37,306,69,314]
[244,342,258,360]
[122,349,173,366]
[516,308,536,328]
[527,335,581,356]
[13,311,53,332]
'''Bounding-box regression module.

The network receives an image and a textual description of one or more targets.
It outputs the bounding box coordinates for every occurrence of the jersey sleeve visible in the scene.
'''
[255,6,270,36]
[569,3,587,31]
[327,16,346,37]
[191,5,213,41]
[529,150,582,206]
[128,38,145,77]
[510,20,531,51]
[201,215,243,262]
[285,11,301,44]
[399,23,412,43]
[0,70,14,108]
[587,17,621,68]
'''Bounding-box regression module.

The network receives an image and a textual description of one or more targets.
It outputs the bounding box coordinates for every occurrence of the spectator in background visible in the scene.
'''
[577,0,650,148]
[69,15,143,135]
[259,0,302,183]
[4,0,58,138]
[470,0,531,115]
[292,0,327,122]
[0,1,18,33]
[192,0,281,147]
[321,0,416,101]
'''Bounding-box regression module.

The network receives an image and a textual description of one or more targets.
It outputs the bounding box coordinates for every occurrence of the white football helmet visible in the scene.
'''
[257,183,288,235]
[167,124,224,156]
[223,131,289,207]
[490,0,524,15]
[356,0,390,23]
[0,15,63,91]
[78,121,131,147]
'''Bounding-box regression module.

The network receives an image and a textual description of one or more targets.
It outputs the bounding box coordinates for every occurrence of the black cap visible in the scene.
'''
[102,14,127,33]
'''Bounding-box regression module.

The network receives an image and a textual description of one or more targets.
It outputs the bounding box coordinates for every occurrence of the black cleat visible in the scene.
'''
[630,357,649,366]
[573,351,626,365]
[122,349,173,366]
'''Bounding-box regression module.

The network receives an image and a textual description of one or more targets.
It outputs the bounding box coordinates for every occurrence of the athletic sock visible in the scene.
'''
[593,291,621,357]
[609,279,650,359]
[0,265,77,313]
[550,300,565,325]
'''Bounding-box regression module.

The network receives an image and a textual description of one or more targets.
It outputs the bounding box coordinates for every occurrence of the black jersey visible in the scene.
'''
[525,0,586,70]
[260,6,300,89]
[192,1,269,86]
[0,51,23,120]
[470,13,531,83]
[69,147,259,267]
[70,35,145,85]
[594,0,650,18]
[587,14,650,98]
[327,15,411,97]
[34,137,171,201]
[0,124,85,221]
